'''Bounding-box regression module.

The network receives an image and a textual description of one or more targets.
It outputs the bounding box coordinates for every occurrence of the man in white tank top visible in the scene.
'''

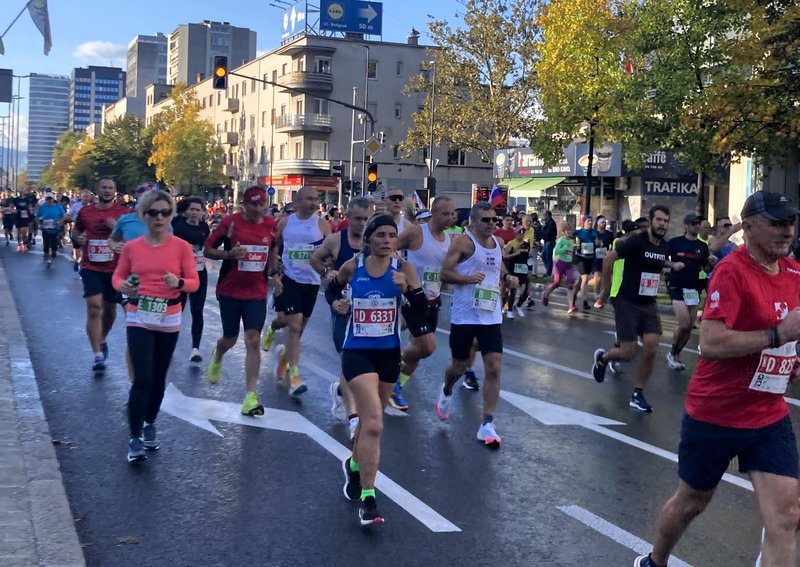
[261,186,331,397]
[436,202,517,447]
[391,197,456,411]
[385,187,410,234]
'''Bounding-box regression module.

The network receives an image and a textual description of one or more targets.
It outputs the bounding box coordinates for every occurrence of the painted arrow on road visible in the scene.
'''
[160,383,460,533]
[499,390,753,492]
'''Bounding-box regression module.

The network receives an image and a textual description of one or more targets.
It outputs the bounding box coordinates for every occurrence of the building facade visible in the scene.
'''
[27,73,70,181]
[69,66,126,132]
[127,33,167,100]
[167,21,256,87]
[147,33,491,206]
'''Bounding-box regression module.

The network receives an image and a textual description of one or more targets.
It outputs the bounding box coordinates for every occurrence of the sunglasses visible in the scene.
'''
[145,208,172,218]
[387,195,404,202]
[722,223,732,228]
[479,216,500,224]
[689,221,701,225]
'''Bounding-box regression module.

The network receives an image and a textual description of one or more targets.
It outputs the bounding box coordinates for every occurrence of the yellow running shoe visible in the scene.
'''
[241,391,264,416]
[206,349,222,384]
[289,370,307,397]
[275,344,288,382]
[260,325,276,352]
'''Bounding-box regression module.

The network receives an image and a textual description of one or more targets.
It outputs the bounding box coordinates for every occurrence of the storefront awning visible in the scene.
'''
[503,176,566,199]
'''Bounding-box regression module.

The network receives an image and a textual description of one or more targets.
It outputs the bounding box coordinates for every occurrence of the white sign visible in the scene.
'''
[364,135,383,157]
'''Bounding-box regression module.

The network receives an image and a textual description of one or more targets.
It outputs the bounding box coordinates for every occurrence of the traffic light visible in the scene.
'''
[367,162,378,193]
[213,56,228,90]
[331,161,343,178]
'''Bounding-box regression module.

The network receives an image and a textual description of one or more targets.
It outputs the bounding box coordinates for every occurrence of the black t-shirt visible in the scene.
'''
[597,230,614,251]
[13,197,30,218]
[172,215,210,251]
[667,236,709,290]
[615,232,668,304]
[1,198,15,213]
[25,194,38,211]
[59,196,71,209]
[504,239,531,274]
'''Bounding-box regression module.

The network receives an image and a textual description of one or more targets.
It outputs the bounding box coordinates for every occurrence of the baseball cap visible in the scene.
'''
[741,191,798,221]
[683,212,703,224]
[243,186,266,205]
[136,182,154,195]
[416,210,432,221]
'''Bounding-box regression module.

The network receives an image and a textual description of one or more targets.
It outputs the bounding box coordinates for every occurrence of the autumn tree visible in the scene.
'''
[92,115,156,193]
[401,0,542,164]
[39,131,86,189]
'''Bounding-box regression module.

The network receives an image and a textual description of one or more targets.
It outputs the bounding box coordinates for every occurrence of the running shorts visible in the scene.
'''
[668,287,702,302]
[449,323,503,360]
[612,296,661,342]
[15,215,29,229]
[80,269,120,304]
[3,215,15,231]
[217,295,267,337]
[341,348,401,383]
[575,257,594,276]
[273,275,319,318]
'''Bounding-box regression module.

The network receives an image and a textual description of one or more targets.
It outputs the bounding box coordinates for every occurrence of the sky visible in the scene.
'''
[0,0,463,153]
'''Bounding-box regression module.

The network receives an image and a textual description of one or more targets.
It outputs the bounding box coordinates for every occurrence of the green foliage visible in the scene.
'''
[39,131,87,189]
[92,115,155,193]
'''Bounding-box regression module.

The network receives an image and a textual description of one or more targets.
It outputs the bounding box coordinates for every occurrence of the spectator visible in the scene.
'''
[541,210,557,277]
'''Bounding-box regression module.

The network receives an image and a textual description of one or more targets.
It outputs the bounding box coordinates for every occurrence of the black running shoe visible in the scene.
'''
[92,356,106,374]
[583,300,591,310]
[342,458,361,502]
[592,349,607,383]
[629,390,653,413]
[358,496,384,526]
[462,369,480,391]
[101,342,109,361]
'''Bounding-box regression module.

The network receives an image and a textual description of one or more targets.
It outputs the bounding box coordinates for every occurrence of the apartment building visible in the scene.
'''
[167,21,256,86]
[27,73,70,181]
[69,66,126,132]
[127,33,168,100]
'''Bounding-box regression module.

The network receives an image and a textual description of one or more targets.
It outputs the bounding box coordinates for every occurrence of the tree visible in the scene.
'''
[401,0,542,164]
[148,86,223,192]
[39,131,87,189]
[92,115,156,193]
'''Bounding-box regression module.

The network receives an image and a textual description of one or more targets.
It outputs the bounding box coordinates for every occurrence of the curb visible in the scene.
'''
[0,260,85,567]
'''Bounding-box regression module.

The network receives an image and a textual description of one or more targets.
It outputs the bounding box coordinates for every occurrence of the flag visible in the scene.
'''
[489,184,505,208]
[0,36,4,56]
[28,0,52,55]
[413,190,427,210]
[624,56,634,75]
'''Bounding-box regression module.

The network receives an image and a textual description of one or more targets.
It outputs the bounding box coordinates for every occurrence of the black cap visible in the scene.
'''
[741,191,798,221]
[683,212,702,225]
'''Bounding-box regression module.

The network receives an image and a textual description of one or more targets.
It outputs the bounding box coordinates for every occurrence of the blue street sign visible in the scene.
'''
[320,0,383,35]
[267,186,276,196]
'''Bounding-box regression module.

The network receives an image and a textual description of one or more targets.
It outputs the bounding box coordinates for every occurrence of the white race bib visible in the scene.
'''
[580,242,594,255]
[88,239,113,262]
[19,210,28,219]
[136,296,168,326]
[41,219,56,230]
[749,342,797,395]
[238,244,268,272]
[564,249,574,262]
[638,272,660,296]
[421,266,441,297]
[287,244,313,268]
[352,297,397,337]
[683,288,699,306]
[514,263,528,274]
[473,284,500,311]
[194,250,206,271]
[595,247,607,259]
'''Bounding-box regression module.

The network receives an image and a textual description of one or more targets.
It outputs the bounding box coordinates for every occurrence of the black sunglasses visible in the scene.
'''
[387,195,404,202]
[722,223,732,228]
[479,216,500,224]
[145,208,172,218]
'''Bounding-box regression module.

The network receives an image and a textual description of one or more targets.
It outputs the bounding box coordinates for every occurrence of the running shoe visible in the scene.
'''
[594,299,604,309]
[127,437,146,463]
[477,422,502,447]
[630,390,653,413]
[609,360,624,375]
[142,423,159,451]
[755,527,764,567]
[666,352,685,371]
[46,260,52,269]
[514,306,525,318]
[342,457,361,502]
[101,342,109,362]
[289,373,307,397]
[92,356,105,374]
[633,555,662,567]
[592,348,607,383]
[190,348,203,363]
[206,349,222,384]
[348,416,359,442]
[359,496,384,526]
[73,261,79,273]
[329,381,346,421]
[260,325,276,352]
[525,297,535,309]
[275,344,288,382]
[583,300,591,310]
[389,382,409,411]
[241,391,265,416]
[505,310,514,320]
[462,369,480,391]
[435,386,452,421]
[567,304,578,314]
[542,292,549,307]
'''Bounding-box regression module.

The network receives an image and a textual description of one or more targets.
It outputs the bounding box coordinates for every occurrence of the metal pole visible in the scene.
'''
[584,122,595,217]
[14,76,22,191]
[8,97,15,192]
[361,45,369,193]
[349,87,356,195]
[0,116,5,189]
[0,0,34,40]
[427,61,436,178]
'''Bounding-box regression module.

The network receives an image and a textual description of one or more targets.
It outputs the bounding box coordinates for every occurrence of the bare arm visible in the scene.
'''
[441,235,483,285]
[310,232,339,281]
[396,225,422,252]
[700,309,800,359]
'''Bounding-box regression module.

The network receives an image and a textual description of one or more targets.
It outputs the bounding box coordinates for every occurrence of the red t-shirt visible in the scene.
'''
[75,203,129,273]
[207,213,277,300]
[494,228,515,243]
[686,247,800,428]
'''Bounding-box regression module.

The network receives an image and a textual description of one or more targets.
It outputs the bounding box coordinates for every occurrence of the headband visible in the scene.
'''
[364,214,398,243]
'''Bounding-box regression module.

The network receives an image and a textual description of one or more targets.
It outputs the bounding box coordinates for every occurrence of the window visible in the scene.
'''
[224,121,228,132]
[239,116,246,130]
[396,61,403,76]
[393,145,400,160]
[248,147,255,164]
[316,58,331,74]
[230,118,235,131]
[272,70,278,82]
[217,92,222,105]
[295,141,302,159]
[296,99,303,115]
[209,95,213,107]
[233,84,239,98]
[394,104,401,119]
[447,147,466,166]
[259,145,268,164]
[367,60,377,79]
[310,140,328,160]
[216,123,221,135]
[263,74,268,90]
[251,79,256,92]
[279,144,286,160]
[261,111,267,127]
[242,81,247,96]
[281,63,287,75]
[280,104,287,117]
[250,114,255,130]
[313,98,329,115]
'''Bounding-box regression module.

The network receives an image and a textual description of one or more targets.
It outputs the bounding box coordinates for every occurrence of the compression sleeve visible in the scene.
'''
[325,277,345,306]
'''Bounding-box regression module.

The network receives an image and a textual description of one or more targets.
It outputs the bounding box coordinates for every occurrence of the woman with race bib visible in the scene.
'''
[542,224,578,313]
[326,214,427,527]
[113,190,199,464]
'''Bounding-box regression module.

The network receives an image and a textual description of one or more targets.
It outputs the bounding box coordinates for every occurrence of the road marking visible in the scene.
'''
[557,505,693,567]
[161,384,459,532]
[603,330,699,355]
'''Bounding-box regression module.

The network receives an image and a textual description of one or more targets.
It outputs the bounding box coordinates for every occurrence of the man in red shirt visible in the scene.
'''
[636,191,800,567]
[204,186,279,416]
[71,177,129,374]
[493,214,516,243]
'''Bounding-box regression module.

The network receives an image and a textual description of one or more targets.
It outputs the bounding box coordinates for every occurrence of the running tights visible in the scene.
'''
[127,326,179,438]
[181,269,208,349]
[42,229,59,258]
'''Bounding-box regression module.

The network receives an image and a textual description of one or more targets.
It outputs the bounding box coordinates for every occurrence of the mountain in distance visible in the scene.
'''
[0,147,28,171]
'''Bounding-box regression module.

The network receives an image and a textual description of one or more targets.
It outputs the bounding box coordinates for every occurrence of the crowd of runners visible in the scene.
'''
[3,180,800,564]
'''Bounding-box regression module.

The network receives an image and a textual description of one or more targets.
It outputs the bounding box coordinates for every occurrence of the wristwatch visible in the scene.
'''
[177,278,185,289]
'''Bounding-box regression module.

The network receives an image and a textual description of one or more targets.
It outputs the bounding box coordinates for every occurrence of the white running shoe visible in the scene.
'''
[505,310,514,320]
[514,306,525,318]
[348,416,359,441]
[330,381,346,421]
[190,348,202,363]
[666,352,685,370]
[477,422,502,447]
[435,386,452,421]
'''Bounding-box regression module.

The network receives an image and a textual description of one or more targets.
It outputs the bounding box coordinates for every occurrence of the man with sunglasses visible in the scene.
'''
[384,187,410,234]
[72,177,129,374]
[665,213,715,370]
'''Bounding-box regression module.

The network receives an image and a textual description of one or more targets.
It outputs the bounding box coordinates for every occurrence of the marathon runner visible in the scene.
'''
[13,190,31,252]
[310,196,371,440]
[204,186,279,416]
[70,191,92,272]
[392,196,456,410]
[384,187,410,234]
[173,196,210,364]
[2,190,16,246]
[635,191,800,567]
[71,177,129,374]
[38,190,68,269]
[436,201,517,447]
[503,226,531,319]
[260,186,330,398]
[592,216,614,306]
[573,215,598,310]
[592,205,682,413]
[25,189,39,248]
[542,224,578,313]
[327,214,426,525]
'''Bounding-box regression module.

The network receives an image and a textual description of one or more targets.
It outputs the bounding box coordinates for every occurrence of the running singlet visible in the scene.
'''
[595,230,614,260]
[281,213,325,285]
[342,256,402,350]
[207,212,277,300]
[75,203,128,273]
[687,247,800,428]
[172,216,210,272]
[614,232,668,304]
[450,232,503,326]
[667,236,709,291]
[504,239,531,276]
[333,229,359,270]
[406,224,450,299]
[574,228,598,259]
[38,203,65,231]
[13,197,30,220]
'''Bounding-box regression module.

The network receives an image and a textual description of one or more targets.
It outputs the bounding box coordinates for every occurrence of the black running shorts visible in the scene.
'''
[449,323,503,360]
[80,269,120,304]
[273,275,319,318]
[217,295,267,338]
[341,348,401,383]
[612,297,661,343]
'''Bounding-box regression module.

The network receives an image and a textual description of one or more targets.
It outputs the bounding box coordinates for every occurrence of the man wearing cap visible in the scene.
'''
[204,186,280,416]
[574,215,600,310]
[665,212,716,370]
[38,191,68,268]
[636,191,800,567]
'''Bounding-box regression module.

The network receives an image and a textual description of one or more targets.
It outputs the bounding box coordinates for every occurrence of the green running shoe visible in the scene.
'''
[260,325,276,352]
[207,349,222,384]
[241,391,264,416]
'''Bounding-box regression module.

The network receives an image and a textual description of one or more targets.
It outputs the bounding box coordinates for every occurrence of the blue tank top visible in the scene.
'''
[334,229,359,269]
[343,256,402,350]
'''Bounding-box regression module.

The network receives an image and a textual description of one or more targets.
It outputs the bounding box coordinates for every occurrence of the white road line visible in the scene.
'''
[603,330,699,355]
[557,505,693,567]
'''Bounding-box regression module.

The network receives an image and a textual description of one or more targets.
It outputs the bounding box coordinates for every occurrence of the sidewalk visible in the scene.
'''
[0,261,85,567]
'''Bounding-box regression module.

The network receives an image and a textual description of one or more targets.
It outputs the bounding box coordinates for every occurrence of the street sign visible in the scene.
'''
[320,0,383,35]
[281,2,306,41]
[364,135,383,157]
[267,186,275,196]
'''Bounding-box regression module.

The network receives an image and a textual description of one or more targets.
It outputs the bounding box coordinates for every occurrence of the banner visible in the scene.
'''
[28,0,52,55]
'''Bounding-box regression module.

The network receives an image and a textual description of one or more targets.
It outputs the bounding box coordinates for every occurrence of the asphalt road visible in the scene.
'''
[2,240,793,567]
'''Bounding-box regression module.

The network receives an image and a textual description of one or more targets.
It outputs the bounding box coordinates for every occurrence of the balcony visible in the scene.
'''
[223,165,237,178]
[223,98,239,113]
[278,71,333,93]
[272,159,331,175]
[223,132,238,146]
[275,113,333,133]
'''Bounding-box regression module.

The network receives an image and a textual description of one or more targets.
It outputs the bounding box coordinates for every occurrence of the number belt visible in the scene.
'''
[129,297,182,306]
